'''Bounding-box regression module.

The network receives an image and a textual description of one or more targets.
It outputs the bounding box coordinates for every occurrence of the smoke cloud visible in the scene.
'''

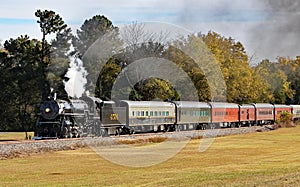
[177,0,299,62]
[249,0,300,61]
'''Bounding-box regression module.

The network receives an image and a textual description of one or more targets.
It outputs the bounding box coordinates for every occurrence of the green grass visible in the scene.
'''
[1,127,300,186]
[0,132,34,141]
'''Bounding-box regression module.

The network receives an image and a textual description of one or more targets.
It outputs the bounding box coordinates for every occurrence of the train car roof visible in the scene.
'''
[209,102,239,108]
[273,104,291,109]
[290,105,300,109]
[239,104,255,109]
[251,103,274,108]
[120,100,174,108]
[174,101,210,108]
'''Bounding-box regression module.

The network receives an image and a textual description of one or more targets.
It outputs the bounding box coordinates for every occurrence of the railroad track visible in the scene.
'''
[0,125,273,159]
[0,125,269,144]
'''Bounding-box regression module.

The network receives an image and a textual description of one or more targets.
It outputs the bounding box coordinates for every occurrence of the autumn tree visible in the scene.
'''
[191,31,270,103]
[254,59,295,104]
[170,35,221,101]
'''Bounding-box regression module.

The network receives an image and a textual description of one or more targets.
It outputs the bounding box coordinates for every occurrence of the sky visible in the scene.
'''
[1,0,299,61]
[1,0,299,96]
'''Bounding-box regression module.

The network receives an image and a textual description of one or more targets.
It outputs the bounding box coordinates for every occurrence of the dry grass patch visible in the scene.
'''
[0,132,34,141]
[118,136,168,145]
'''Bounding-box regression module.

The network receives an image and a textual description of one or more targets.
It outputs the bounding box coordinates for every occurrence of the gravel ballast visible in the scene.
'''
[0,125,274,159]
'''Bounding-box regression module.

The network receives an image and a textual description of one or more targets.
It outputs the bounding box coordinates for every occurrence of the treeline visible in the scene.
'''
[0,9,299,131]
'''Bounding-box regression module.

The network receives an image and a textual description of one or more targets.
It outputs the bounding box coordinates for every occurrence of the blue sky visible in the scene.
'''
[0,0,266,40]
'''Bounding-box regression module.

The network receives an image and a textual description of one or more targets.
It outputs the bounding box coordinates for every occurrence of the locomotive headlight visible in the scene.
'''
[45,108,51,113]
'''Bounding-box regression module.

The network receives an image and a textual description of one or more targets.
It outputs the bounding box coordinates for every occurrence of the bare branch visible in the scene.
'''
[120,22,169,48]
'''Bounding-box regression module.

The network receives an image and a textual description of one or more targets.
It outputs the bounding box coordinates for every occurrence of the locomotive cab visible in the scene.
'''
[81,96,127,136]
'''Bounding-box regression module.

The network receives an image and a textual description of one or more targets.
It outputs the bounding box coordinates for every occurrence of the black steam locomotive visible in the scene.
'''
[34,93,127,139]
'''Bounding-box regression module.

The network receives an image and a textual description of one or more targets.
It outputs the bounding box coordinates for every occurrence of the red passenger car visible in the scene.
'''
[209,102,239,128]
[239,104,255,126]
[273,104,292,121]
[252,103,274,125]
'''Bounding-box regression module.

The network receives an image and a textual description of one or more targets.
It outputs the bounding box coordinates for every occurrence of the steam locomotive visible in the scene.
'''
[34,93,300,139]
[34,93,126,139]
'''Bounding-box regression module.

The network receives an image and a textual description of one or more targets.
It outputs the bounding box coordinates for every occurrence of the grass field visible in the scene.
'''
[0,132,34,141]
[1,127,300,186]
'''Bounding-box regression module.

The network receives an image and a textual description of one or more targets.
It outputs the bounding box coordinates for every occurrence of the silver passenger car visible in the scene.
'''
[120,100,176,132]
[290,105,300,121]
[175,101,211,130]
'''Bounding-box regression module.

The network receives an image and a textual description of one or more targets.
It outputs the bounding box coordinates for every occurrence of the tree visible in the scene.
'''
[254,59,295,104]
[0,48,15,130]
[274,57,300,104]
[96,57,122,99]
[191,31,269,103]
[72,15,118,58]
[94,22,212,101]
[72,15,119,95]
[0,36,43,134]
[96,41,179,101]
[0,10,72,133]
[166,44,211,101]
[35,9,68,98]
[48,27,73,94]
[129,78,179,101]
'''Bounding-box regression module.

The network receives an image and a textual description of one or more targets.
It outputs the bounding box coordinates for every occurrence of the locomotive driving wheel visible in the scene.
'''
[100,128,108,137]
[72,128,80,138]
[115,127,122,136]
[61,118,72,138]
